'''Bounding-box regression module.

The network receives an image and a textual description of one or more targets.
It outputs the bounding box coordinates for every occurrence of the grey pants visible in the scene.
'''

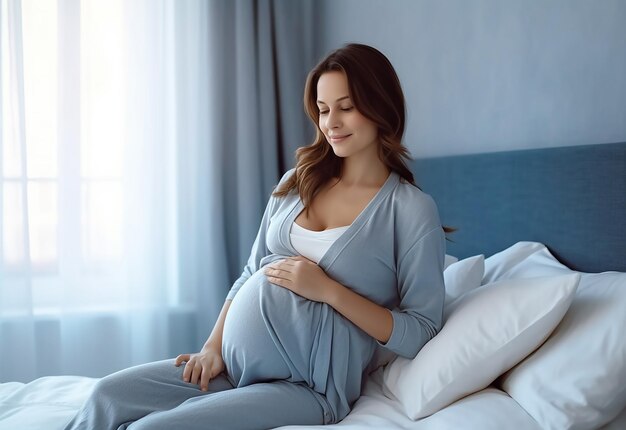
[63,359,328,430]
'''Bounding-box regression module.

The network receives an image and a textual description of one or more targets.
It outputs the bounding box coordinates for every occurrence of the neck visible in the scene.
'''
[339,157,390,188]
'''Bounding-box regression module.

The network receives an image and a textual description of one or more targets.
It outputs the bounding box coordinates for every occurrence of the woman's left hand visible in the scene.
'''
[263,256,337,303]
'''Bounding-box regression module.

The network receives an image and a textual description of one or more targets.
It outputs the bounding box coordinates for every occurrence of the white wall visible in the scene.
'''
[314,0,626,157]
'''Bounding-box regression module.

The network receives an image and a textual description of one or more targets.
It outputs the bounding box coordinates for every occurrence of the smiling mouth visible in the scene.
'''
[329,134,352,142]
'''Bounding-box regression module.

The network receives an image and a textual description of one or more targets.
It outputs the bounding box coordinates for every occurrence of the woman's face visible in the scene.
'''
[316,71,379,160]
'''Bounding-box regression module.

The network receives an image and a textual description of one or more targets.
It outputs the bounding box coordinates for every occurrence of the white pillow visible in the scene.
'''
[444,254,459,270]
[486,243,626,430]
[443,254,484,308]
[382,273,580,420]
[483,241,546,284]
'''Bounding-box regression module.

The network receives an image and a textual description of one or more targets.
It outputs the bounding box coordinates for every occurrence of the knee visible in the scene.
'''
[89,371,125,404]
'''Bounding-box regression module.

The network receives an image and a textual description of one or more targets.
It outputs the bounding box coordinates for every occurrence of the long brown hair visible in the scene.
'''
[273,43,454,234]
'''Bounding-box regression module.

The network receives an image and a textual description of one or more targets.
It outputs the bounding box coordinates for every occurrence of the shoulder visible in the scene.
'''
[278,168,296,186]
[393,178,440,221]
[267,168,298,210]
[390,179,442,239]
[268,168,297,197]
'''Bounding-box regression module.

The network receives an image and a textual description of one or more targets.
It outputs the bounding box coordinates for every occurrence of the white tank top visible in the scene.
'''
[289,222,350,264]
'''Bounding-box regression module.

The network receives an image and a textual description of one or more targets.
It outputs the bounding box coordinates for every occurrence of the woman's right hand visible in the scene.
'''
[174,343,225,392]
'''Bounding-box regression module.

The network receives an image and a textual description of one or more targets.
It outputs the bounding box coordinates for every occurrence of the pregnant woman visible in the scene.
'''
[64,43,446,430]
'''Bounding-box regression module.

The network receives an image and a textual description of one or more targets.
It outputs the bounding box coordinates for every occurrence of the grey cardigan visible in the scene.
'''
[222,169,445,423]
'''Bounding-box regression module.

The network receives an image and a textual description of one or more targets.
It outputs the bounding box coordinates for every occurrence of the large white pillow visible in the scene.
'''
[443,254,484,308]
[483,241,546,284]
[382,272,580,420]
[444,254,459,269]
[486,243,626,430]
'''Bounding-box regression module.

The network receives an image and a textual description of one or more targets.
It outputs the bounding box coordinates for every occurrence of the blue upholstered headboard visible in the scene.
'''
[411,142,626,273]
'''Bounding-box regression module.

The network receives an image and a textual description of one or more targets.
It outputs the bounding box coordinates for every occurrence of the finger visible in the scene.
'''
[280,260,297,267]
[200,366,211,391]
[264,267,290,278]
[266,275,284,286]
[175,354,190,366]
[267,259,287,268]
[285,257,304,266]
[266,265,292,277]
[266,276,293,290]
[190,362,203,386]
[265,270,292,282]
[182,358,195,382]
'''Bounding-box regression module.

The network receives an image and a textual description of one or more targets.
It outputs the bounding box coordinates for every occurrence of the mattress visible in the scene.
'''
[0,368,542,430]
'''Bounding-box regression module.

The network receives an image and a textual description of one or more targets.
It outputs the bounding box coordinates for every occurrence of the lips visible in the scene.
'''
[329,134,352,143]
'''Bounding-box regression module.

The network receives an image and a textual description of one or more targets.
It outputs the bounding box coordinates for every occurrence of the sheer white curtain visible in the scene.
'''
[0,0,223,382]
[1,0,315,383]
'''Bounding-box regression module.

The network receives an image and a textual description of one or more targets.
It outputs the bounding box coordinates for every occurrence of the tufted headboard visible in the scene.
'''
[411,142,626,273]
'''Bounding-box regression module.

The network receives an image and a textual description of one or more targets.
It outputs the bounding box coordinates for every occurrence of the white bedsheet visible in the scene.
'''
[0,376,95,430]
[0,368,543,430]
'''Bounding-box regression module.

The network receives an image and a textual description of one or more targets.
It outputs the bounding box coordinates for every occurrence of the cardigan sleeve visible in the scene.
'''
[380,226,445,359]
[225,169,294,301]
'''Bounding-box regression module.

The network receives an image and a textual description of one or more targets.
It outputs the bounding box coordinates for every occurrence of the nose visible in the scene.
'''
[324,109,342,130]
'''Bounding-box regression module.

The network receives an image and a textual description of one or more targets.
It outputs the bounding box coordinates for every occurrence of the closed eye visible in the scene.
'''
[319,107,353,116]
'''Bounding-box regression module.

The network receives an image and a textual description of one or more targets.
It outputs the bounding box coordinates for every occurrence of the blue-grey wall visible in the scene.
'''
[314,0,626,157]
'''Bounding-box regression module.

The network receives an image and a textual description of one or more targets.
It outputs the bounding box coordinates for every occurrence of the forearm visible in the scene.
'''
[203,299,232,350]
[325,280,393,343]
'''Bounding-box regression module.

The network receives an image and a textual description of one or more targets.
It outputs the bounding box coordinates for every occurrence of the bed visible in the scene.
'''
[1,142,625,429]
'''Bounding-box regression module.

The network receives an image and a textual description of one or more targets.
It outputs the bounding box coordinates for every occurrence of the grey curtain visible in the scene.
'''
[174,0,318,343]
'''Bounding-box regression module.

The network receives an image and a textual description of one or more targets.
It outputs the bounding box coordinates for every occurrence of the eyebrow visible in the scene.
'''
[316,96,350,105]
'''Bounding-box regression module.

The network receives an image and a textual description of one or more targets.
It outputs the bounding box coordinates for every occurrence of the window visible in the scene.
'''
[2,0,59,274]
[1,0,128,311]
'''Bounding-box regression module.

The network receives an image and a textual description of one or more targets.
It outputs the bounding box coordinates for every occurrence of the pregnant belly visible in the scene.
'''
[222,270,324,387]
